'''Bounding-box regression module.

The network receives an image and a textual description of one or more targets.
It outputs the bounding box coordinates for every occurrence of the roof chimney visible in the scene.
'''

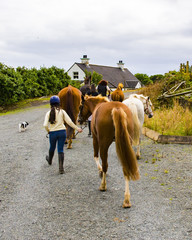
[81,55,90,66]
[117,60,124,71]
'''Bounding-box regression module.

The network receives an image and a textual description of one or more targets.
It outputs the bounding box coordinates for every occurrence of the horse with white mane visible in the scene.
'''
[123,94,153,159]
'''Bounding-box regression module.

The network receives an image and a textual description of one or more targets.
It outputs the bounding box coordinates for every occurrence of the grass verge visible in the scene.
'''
[0,97,50,116]
[144,101,192,136]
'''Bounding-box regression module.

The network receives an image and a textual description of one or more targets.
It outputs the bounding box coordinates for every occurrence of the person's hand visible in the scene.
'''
[78,128,83,133]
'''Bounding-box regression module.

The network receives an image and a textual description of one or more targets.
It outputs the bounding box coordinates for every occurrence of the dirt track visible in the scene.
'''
[0,104,192,240]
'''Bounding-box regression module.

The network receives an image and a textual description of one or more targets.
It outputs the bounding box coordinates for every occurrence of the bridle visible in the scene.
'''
[143,99,153,116]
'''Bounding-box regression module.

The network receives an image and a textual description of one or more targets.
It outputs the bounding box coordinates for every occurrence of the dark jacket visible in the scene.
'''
[97,85,107,96]
[87,89,99,96]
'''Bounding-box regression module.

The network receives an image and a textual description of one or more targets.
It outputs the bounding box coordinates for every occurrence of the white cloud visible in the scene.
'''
[1,0,192,75]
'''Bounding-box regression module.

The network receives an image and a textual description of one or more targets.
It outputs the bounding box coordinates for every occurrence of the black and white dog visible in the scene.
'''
[19,121,29,132]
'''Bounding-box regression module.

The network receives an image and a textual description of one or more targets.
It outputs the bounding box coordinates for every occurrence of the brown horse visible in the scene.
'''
[58,85,81,149]
[78,95,140,208]
[111,83,124,102]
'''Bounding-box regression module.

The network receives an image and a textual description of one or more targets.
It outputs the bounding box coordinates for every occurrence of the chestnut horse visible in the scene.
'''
[78,95,140,208]
[58,85,81,149]
[111,83,124,102]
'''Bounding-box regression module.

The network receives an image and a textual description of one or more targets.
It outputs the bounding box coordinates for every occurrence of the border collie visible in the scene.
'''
[19,121,29,132]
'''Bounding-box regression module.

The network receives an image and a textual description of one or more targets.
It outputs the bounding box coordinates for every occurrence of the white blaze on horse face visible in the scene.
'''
[94,157,102,172]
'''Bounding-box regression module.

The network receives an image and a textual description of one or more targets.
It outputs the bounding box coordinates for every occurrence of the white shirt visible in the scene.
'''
[43,108,79,133]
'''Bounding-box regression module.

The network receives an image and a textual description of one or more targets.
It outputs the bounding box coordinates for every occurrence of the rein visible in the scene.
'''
[46,124,87,138]
[75,124,87,136]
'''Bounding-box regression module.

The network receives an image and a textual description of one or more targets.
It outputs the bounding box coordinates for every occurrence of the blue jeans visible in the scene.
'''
[49,130,66,153]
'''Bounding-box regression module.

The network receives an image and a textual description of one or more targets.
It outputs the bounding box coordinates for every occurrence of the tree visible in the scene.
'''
[150,74,164,83]
[135,73,153,85]
[84,70,103,86]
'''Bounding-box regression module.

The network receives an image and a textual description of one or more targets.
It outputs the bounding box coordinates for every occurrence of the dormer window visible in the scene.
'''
[73,71,79,79]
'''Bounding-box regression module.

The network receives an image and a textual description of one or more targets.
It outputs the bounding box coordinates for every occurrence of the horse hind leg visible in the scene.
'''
[93,135,102,176]
[67,138,72,149]
[94,156,103,177]
[122,175,131,208]
[99,172,107,191]
[136,144,141,159]
[72,129,76,139]
[136,138,141,159]
[99,145,109,191]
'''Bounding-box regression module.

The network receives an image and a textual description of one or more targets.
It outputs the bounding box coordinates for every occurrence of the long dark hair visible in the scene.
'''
[98,80,108,86]
[49,103,60,124]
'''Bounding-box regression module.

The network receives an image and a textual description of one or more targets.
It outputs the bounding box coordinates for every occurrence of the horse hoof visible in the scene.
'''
[122,201,131,208]
[67,146,72,149]
[136,155,141,160]
[99,186,106,191]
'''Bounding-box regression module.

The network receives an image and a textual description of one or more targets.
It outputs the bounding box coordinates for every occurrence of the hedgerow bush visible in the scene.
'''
[0,63,72,106]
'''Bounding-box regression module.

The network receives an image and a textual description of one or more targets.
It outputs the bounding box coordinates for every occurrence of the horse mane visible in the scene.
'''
[131,94,146,101]
[84,94,109,103]
[131,94,152,106]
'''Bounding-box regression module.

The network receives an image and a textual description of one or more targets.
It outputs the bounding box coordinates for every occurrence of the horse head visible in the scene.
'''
[117,83,124,90]
[78,95,109,124]
[143,96,153,118]
[78,95,92,125]
[131,94,153,118]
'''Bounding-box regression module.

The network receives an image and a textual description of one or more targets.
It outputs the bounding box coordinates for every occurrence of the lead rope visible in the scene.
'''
[75,124,87,136]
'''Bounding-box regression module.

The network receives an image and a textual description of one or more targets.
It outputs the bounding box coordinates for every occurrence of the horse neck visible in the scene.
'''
[131,94,145,105]
[87,98,106,113]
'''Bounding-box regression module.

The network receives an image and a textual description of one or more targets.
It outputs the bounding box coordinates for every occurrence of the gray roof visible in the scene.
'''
[75,63,140,88]
[125,80,140,88]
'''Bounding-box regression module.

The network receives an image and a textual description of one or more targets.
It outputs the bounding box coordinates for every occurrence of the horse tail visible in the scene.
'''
[128,103,140,146]
[66,87,75,137]
[111,91,121,102]
[111,107,140,181]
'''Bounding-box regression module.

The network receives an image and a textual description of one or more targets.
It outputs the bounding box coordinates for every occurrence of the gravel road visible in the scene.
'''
[0,104,192,240]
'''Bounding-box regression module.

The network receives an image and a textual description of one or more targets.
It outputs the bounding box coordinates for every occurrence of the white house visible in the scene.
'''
[67,55,142,89]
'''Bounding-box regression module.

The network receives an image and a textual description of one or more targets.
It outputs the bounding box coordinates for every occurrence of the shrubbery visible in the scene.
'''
[0,63,75,106]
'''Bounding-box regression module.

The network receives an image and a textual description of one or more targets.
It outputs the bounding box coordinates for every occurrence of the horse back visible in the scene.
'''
[92,102,134,139]
[58,85,81,122]
[123,97,144,126]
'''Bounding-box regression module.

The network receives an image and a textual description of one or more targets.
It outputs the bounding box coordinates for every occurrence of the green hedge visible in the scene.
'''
[0,63,79,106]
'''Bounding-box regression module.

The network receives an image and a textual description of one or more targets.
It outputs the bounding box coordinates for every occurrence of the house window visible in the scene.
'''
[73,72,79,79]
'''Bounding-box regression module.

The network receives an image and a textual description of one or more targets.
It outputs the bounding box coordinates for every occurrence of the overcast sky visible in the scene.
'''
[0,0,192,76]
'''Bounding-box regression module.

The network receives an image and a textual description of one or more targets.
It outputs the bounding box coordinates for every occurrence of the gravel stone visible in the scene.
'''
[0,104,192,240]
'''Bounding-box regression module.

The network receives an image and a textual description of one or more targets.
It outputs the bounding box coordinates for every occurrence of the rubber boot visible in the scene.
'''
[46,150,54,165]
[88,121,91,136]
[58,152,64,174]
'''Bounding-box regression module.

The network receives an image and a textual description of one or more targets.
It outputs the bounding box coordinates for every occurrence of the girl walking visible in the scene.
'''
[43,95,82,174]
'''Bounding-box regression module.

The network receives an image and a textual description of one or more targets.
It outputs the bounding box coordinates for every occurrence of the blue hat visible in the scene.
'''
[50,95,60,104]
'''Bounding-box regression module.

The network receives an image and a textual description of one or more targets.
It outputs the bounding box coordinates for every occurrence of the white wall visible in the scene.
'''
[135,82,142,89]
[67,64,85,81]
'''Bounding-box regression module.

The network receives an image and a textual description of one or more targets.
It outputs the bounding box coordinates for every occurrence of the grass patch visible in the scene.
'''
[144,101,192,136]
[0,97,50,116]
